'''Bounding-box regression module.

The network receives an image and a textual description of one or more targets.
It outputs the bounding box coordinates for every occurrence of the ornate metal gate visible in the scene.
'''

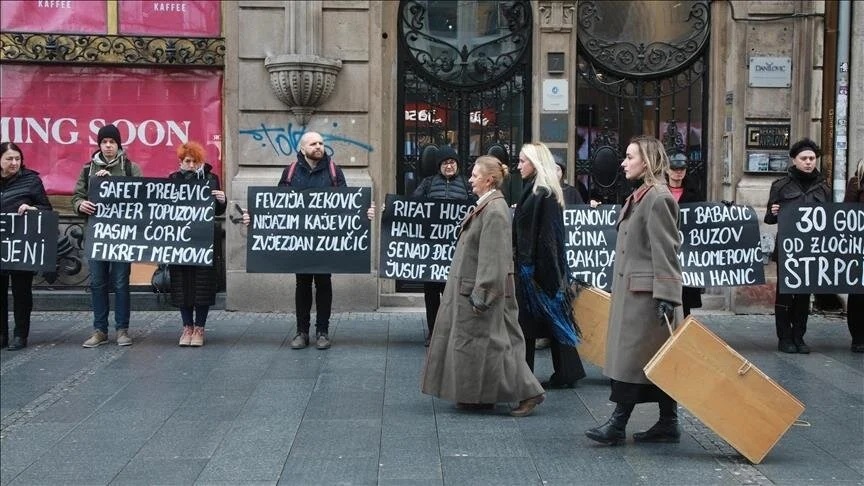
[575,0,710,203]
[397,0,533,196]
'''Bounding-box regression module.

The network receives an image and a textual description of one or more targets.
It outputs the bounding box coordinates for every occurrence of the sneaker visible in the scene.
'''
[316,333,331,350]
[190,326,205,347]
[179,326,193,346]
[116,329,133,346]
[290,332,309,349]
[82,331,108,348]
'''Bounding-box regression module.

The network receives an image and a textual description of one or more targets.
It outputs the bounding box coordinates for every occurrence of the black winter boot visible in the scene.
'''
[634,399,680,443]
[585,403,634,446]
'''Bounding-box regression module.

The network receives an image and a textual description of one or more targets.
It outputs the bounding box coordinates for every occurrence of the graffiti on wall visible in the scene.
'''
[239,122,373,157]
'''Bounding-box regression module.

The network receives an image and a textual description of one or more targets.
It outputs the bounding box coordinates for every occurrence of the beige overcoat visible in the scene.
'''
[604,183,683,384]
[421,192,544,403]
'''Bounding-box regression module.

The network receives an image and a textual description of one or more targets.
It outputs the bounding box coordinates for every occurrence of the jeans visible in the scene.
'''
[89,260,131,333]
[1,271,34,339]
[422,282,446,334]
[180,305,210,327]
[295,273,332,335]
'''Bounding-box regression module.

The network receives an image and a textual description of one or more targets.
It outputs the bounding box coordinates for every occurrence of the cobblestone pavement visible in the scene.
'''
[1,310,862,485]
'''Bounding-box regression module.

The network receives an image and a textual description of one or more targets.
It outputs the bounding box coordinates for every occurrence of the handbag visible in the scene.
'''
[151,264,171,294]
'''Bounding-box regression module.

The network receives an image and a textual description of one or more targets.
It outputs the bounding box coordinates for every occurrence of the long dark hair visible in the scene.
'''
[0,141,25,166]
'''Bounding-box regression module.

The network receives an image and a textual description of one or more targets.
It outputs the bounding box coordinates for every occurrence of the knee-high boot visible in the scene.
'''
[585,402,634,446]
[633,399,681,443]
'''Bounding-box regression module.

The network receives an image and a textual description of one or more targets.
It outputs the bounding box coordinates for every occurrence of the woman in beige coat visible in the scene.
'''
[421,156,545,417]
[585,135,683,446]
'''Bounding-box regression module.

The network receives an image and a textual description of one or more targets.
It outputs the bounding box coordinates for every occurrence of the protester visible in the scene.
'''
[585,135,683,446]
[844,158,864,353]
[764,138,831,354]
[665,152,703,317]
[242,131,374,350]
[167,142,226,347]
[514,142,585,389]
[421,155,545,416]
[554,157,586,205]
[72,124,142,348]
[412,146,475,346]
[1,142,52,350]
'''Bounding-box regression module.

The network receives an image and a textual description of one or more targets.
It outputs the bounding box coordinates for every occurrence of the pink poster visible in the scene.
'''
[119,0,221,37]
[0,64,223,195]
[0,0,108,34]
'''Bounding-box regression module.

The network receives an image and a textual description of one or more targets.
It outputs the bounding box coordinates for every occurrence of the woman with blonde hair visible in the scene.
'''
[586,135,683,446]
[513,142,585,389]
[845,158,864,352]
[422,155,546,417]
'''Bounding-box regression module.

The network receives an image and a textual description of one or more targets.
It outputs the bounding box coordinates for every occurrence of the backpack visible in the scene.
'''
[285,159,339,186]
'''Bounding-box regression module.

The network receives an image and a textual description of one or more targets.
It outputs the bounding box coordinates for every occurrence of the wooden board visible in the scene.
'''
[644,316,805,464]
[572,286,611,368]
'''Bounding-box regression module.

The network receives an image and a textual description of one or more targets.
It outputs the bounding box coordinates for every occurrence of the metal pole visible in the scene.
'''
[833,0,851,202]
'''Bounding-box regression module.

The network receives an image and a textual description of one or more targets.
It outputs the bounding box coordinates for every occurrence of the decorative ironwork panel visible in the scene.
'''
[1,32,225,66]
[577,0,709,79]
[399,0,531,90]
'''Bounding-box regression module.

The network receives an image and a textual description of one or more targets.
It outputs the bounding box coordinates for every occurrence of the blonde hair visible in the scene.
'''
[856,158,864,190]
[629,135,669,186]
[519,142,564,207]
[474,155,509,189]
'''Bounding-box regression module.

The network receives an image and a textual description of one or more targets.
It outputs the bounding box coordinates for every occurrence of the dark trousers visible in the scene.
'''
[422,282,446,334]
[849,293,864,345]
[179,305,210,327]
[774,288,811,342]
[523,317,586,385]
[296,273,332,334]
[1,271,34,340]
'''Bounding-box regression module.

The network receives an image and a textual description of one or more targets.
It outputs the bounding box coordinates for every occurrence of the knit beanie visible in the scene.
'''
[97,124,122,149]
[437,146,459,166]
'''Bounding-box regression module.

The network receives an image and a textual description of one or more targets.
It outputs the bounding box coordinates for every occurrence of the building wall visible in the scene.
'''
[222,1,858,313]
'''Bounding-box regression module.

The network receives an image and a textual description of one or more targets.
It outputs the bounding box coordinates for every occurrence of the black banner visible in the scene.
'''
[778,203,864,293]
[85,177,215,265]
[378,195,472,282]
[678,203,765,288]
[563,205,619,291]
[0,211,59,272]
[246,186,371,274]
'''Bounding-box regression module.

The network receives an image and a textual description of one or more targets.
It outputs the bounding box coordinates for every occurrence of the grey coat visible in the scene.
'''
[421,192,544,403]
[604,183,683,384]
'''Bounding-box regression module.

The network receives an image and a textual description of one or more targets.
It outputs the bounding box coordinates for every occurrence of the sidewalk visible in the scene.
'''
[1,310,862,485]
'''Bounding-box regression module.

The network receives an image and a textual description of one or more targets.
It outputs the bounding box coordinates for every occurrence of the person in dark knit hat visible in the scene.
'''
[72,123,142,348]
[764,138,830,354]
[413,146,475,346]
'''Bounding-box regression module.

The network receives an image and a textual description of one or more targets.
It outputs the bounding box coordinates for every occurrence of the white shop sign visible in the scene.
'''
[749,57,792,88]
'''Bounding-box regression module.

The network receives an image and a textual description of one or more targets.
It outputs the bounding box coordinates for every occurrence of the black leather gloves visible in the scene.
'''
[656,300,675,326]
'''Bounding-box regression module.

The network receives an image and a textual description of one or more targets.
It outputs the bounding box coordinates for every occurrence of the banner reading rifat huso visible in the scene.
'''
[0,65,222,195]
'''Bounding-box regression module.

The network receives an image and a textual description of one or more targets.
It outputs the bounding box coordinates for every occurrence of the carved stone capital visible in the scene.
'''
[264,54,342,125]
[538,1,576,32]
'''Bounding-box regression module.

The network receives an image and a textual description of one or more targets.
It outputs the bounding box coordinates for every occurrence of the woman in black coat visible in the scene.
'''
[665,152,703,317]
[764,138,831,354]
[513,142,585,389]
[168,142,226,347]
[1,141,52,350]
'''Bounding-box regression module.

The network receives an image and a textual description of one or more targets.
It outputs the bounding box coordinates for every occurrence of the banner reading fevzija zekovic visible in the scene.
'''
[0,211,59,272]
[85,177,215,265]
[378,194,472,282]
[678,202,765,288]
[246,187,372,274]
[778,202,864,294]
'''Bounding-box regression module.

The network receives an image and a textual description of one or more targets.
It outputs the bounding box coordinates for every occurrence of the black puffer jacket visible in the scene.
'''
[0,167,51,213]
[413,173,473,201]
[167,165,227,307]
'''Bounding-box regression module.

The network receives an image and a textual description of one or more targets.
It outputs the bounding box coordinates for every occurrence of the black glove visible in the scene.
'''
[656,300,675,326]
[721,200,735,207]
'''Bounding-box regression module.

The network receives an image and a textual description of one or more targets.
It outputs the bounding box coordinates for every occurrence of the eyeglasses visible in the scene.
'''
[441,160,457,166]
[670,166,687,171]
